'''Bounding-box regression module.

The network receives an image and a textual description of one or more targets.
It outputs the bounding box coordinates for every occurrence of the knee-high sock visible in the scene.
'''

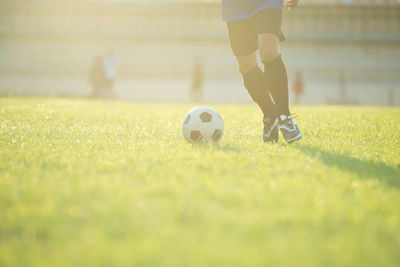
[263,55,290,116]
[242,66,277,119]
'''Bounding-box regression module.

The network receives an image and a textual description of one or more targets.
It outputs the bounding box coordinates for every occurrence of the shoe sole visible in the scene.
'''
[263,135,279,143]
[286,132,302,143]
[264,139,279,144]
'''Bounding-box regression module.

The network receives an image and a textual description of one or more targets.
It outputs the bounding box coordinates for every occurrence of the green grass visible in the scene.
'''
[0,97,399,267]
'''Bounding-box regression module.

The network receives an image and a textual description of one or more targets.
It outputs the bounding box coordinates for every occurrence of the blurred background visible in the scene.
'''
[0,0,399,105]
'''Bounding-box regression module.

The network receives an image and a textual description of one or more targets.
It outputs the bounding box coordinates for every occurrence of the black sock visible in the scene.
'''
[263,55,290,116]
[242,66,277,119]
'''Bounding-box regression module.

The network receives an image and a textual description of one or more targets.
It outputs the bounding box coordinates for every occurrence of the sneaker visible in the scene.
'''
[263,117,279,143]
[279,115,302,143]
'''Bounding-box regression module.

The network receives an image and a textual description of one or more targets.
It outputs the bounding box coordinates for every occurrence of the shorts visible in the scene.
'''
[226,8,285,57]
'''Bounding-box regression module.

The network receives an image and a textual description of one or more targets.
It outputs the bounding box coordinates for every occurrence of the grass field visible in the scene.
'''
[0,97,399,267]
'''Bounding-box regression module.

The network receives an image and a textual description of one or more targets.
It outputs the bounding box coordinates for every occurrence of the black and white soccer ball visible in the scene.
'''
[182,107,224,144]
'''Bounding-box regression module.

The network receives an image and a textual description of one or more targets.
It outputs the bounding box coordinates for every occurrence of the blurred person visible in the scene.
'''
[190,58,204,103]
[388,88,394,106]
[89,55,104,98]
[339,70,346,104]
[293,70,304,104]
[103,51,118,99]
[223,0,302,143]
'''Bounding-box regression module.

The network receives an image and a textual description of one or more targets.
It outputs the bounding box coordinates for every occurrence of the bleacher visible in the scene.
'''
[0,0,399,83]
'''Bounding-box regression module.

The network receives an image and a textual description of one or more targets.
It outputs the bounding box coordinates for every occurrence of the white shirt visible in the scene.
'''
[103,57,118,80]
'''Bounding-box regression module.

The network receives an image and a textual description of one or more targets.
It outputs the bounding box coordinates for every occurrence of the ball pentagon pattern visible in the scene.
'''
[182,107,224,144]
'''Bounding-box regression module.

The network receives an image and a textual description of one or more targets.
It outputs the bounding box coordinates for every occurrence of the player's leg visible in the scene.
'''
[90,83,99,98]
[235,52,272,115]
[259,27,290,117]
[236,52,279,143]
[258,9,302,143]
[227,16,279,143]
[235,51,271,115]
[259,34,301,143]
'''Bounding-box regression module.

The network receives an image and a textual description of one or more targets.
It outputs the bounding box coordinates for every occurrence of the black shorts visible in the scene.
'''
[226,8,285,57]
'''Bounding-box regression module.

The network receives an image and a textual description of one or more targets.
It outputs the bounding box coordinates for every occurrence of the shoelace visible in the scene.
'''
[284,116,296,130]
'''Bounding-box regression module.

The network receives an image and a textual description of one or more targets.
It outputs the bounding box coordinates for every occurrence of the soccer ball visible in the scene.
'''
[182,107,224,144]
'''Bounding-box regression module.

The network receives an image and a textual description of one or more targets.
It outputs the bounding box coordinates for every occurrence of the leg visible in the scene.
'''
[91,84,99,98]
[226,15,279,142]
[227,17,276,119]
[259,33,291,116]
[259,33,302,143]
[235,51,276,119]
[105,80,116,99]
[236,51,258,74]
